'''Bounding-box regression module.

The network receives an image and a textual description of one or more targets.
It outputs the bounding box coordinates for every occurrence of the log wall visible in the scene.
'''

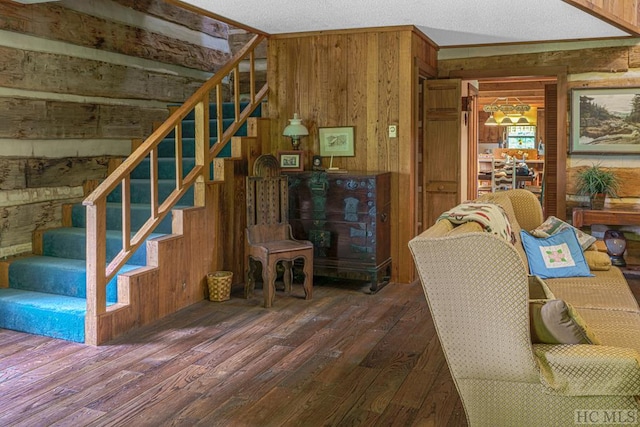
[267,27,438,284]
[438,39,640,249]
[0,0,230,257]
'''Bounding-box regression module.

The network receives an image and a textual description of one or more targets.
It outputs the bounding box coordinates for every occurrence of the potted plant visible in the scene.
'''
[576,164,619,209]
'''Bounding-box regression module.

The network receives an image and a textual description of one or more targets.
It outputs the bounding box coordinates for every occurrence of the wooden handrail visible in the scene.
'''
[83,34,268,343]
[84,35,266,206]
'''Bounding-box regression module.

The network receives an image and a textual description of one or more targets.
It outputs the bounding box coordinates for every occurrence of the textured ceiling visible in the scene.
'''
[178,0,630,47]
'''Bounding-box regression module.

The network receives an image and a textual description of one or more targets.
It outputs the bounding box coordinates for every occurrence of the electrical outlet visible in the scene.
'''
[388,125,397,138]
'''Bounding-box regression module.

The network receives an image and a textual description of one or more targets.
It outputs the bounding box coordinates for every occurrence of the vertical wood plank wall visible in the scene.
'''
[267,27,438,284]
[0,0,229,258]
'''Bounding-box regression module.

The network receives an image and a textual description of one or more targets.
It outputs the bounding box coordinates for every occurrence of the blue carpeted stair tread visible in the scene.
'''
[0,288,87,342]
[0,288,87,312]
[131,157,197,180]
[8,256,141,301]
[165,118,247,140]
[106,178,195,205]
[155,137,231,159]
[167,101,260,121]
[71,202,187,233]
[41,227,164,265]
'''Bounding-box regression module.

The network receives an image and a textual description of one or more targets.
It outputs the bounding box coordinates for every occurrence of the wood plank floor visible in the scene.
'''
[0,278,468,427]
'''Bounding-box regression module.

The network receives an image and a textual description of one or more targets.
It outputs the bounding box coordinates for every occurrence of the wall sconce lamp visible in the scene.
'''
[282,113,309,150]
[604,229,627,267]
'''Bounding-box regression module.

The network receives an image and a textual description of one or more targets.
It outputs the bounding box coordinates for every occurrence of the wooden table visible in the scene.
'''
[572,208,640,228]
[572,207,640,278]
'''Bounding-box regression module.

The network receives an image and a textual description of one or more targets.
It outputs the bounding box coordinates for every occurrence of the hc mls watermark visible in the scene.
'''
[575,409,638,425]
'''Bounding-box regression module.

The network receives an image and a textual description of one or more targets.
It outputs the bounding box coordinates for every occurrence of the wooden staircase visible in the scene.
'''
[0,35,269,345]
[83,34,269,345]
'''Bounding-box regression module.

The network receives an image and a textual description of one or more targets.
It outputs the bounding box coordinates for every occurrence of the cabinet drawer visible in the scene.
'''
[291,219,377,261]
[288,174,389,215]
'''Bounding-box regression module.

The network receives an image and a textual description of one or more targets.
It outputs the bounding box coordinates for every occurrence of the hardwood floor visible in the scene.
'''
[0,278,467,427]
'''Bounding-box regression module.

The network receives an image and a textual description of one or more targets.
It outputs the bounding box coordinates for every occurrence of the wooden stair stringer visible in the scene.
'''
[90,117,269,345]
[93,182,224,344]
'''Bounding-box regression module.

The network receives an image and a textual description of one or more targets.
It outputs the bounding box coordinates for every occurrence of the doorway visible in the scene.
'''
[449,67,567,220]
[474,76,553,210]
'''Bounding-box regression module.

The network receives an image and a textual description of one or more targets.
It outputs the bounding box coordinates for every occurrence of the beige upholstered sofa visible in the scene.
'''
[409,189,640,426]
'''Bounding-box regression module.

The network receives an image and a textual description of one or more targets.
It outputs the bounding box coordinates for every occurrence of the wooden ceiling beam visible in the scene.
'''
[480,90,544,98]
[479,96,544,104]
[479,81,550,92]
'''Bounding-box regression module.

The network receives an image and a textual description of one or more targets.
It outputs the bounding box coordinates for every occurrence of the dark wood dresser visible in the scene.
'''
[287,171,391,292]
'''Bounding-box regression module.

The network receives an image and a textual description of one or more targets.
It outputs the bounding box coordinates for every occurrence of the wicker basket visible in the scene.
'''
[207,271,233,302]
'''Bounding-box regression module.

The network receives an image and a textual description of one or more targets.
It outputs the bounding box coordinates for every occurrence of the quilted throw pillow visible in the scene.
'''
[520,228,593,279]
[529,299,600,345]
[530,216,596,251]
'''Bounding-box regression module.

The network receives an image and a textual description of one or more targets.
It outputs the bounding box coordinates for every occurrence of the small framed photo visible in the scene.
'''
[570,87,640,154]
[318,127,355,157]
[278,150,304,171]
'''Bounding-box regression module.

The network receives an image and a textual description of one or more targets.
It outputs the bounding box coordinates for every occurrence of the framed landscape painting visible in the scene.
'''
[570,87,640,154]
[318,127,355,157]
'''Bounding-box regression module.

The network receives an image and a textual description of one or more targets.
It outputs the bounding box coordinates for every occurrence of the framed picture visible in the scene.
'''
[278,150,304,171]
[570,87,640,154]
[318,127,355,157]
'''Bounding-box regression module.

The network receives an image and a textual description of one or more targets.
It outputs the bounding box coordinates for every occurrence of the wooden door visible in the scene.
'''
[423,79,462,228]
[415,78,426,234]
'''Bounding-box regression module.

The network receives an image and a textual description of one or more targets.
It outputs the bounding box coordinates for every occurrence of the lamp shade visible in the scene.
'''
[485,114,498,126]
[499,116,513,126]
[282,113,309,150]
[282,113,309,138]
[516,116,530,125]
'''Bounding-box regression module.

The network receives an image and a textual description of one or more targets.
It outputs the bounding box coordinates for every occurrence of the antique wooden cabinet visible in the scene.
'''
[287,171,391,292]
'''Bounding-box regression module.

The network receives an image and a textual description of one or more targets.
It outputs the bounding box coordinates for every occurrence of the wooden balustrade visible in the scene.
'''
[82,34,268,345]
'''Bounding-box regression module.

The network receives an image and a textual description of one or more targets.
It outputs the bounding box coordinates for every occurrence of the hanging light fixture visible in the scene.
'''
[485,114,498,126]
[483,97,531,126]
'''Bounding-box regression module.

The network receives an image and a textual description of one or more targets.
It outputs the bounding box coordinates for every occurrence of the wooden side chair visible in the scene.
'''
[491,158,517,192]
[245,154,314,308]
[527,161,545,203]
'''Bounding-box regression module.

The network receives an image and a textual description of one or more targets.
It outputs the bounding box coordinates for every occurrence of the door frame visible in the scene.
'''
[446,66,568,219]
[466,83,479,201]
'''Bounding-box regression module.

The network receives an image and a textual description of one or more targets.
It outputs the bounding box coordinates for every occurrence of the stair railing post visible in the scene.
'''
[85,198,108,345]
[194,92,210,207]
[249,50,256,104]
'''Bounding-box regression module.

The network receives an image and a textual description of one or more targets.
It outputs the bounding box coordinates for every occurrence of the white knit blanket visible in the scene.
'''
[437,202,515,244]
